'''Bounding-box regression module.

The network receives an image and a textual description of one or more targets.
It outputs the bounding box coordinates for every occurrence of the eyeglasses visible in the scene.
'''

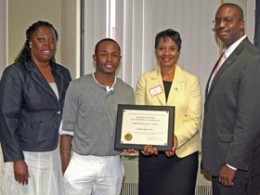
[212,17,242,25]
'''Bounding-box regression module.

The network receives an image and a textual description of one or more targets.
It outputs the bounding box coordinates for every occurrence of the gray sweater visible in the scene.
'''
[62,74,135,156]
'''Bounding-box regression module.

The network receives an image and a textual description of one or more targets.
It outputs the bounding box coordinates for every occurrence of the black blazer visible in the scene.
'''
[202,38,260,176]
[0,60,71,162]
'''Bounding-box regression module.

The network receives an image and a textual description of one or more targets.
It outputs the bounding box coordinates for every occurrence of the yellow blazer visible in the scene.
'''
[135,65,202,158]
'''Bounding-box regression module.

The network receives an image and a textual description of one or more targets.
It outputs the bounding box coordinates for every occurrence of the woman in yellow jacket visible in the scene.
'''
[136,29,202,195]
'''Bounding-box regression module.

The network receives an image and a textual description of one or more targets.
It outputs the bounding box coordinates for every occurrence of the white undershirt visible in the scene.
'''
[49,82,59,99]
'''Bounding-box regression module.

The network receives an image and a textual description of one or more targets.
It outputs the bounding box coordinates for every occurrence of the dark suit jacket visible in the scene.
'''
[202,38,260,176]
[0,60,71,162]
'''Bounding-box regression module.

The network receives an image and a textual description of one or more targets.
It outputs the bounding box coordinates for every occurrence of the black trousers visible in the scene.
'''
[212,171,260,195]
[138,151,198,195]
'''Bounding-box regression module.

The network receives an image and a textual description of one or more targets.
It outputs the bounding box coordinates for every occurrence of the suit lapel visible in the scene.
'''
[208,54,237,93]
[148,66,166,105]
[24,61,60,102]
[206,38,250,100]
[148,66,185,106]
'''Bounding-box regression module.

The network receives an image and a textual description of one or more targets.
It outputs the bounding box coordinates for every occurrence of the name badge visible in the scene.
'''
[149,85,163,96]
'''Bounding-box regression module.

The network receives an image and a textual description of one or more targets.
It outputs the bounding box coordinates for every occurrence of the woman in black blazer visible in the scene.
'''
[0,20,71,195]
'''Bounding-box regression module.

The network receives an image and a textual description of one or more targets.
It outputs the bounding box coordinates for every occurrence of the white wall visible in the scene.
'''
[8,0,62,64]
[0,0,7,77]
[4,0,79,79]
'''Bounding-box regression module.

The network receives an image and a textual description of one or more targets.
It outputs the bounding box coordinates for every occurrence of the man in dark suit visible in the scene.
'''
[202,3,260,195]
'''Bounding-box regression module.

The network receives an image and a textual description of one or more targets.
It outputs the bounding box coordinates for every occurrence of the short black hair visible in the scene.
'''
[155,29,182,50]
[94,38,121,54]
[218,3,244,20]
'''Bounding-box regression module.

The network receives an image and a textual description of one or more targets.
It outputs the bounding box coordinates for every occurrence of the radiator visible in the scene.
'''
[121,183,138,195]
[121,183,212,195]
[196,185,212,195]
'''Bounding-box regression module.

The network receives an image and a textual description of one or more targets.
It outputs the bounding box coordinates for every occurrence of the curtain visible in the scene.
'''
[114,0,220,90]
[82,0,230,95]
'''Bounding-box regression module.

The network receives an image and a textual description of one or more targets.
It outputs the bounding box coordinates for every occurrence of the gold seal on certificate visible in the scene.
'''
[115,104,175,151]
[124,133,133,141]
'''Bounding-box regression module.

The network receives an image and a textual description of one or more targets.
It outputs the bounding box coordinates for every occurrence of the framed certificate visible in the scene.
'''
[115,104,175,151]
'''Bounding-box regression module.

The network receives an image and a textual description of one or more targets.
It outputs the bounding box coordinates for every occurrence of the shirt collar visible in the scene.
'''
[92,73,117,92]
[224,35,247,58]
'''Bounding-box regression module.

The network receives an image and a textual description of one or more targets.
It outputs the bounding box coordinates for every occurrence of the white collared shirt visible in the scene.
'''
[224,35,247,58]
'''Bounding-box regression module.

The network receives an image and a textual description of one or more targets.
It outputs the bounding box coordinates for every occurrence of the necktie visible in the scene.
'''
[213,53,227,77]
[208,53,227,91]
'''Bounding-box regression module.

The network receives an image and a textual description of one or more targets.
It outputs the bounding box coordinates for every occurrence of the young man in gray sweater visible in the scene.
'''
[60,38,135,195]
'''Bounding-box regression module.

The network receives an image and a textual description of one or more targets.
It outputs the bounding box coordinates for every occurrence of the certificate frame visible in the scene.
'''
[115,104,175,151]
